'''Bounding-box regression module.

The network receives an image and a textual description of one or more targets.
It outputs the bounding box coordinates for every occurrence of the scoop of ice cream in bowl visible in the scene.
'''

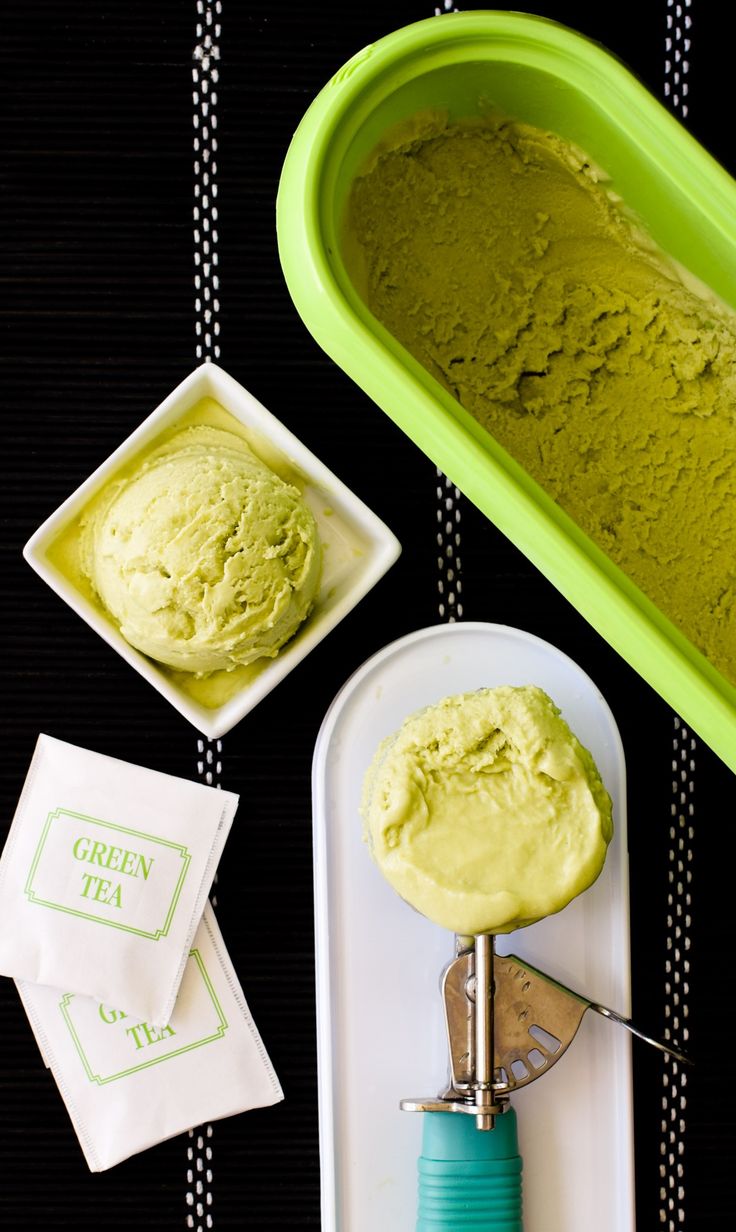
[80,425,321,675]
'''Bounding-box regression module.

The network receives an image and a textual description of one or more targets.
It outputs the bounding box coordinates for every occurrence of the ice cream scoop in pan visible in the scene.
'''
[400,933,689,1230]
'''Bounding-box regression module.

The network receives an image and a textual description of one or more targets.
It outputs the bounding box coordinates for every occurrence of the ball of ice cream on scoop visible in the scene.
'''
[81,425,320,674]
[361,685,612,935]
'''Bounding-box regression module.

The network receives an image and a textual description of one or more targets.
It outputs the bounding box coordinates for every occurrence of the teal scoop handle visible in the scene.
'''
[417,1108,523,1230]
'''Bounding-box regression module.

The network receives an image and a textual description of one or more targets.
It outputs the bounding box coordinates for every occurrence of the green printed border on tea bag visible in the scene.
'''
[60,950,228,1085]
[24,808,191,939]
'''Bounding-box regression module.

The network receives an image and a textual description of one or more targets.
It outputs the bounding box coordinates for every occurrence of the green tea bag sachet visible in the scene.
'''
[16,901,283,1170]
[0,734,238,1027]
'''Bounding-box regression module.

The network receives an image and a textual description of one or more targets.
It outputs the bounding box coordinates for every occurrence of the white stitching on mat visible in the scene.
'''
[436,471,464,622]
[187,731,223,1229]
[662,711,693,1231]
[188,737,222,1230]
[188,4,222,1226]
[661,5,692,1228]
[664,0,692,118]
[434,9,462,622]
[186,1124,215,1230]
[193,0,222,362]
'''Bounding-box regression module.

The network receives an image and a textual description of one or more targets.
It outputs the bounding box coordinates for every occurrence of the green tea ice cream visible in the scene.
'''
[346,113,736,686]
[81,425,320,673]
[361,685,613,935]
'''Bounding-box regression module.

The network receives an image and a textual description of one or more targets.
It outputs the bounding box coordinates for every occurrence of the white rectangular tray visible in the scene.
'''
[311,622,634,1232]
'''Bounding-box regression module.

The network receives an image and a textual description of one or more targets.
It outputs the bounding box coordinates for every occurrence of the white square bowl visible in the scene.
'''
[24,363,401,737]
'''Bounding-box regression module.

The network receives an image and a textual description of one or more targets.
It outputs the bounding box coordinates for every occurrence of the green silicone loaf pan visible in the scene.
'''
[276,11,736,773]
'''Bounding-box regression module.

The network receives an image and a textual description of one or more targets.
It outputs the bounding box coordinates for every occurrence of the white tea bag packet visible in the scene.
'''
[0,734,238,1027]
[16,902,283,1170]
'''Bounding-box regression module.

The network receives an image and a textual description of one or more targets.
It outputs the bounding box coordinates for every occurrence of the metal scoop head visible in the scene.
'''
[401,937,689,1128]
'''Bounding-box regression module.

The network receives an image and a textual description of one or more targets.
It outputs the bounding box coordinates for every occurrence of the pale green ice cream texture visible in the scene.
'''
[361,686,613,936]
[346,114,736,688]
[81,426,321,674]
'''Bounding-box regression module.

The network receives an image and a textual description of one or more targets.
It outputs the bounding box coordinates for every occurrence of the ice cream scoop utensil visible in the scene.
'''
[401,937,690,1230]
[401,936,520,1231]
[402,938,689,1117]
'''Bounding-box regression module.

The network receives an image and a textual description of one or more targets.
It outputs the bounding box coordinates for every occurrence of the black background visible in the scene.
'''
[1,1,734,1228]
